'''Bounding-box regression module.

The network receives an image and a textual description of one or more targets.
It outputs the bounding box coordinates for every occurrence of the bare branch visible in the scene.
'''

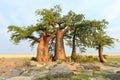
[47,31,56,42]
[27,36,39,42]
[50,31,56,39]
[63,26,72,34]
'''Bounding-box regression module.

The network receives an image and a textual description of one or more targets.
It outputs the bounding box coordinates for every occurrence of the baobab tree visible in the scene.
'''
[66,19,115,63]
[53,11,86,60]
[53,11,73,60]
[86,19,115,63]
[92,31,115,63]
[8,6,61,62]
[8,5,114,63]
[64,11,86,59]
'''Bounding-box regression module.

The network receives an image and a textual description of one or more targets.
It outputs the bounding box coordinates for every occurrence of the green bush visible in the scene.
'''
[103,54,108,59]
[31,57,37,61]
[56,60,62,64]
[34,76,48,80]
[71,55,98,63]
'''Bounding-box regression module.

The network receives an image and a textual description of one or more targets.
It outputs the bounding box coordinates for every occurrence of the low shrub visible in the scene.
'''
[103,54,108,59]
[71,55,98,63]
[56,60,62,64]
[31,57,37,61]
[34,76,48,80]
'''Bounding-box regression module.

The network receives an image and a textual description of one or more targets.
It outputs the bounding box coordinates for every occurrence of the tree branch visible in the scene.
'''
[50,31,56,39]
[63,26,72,34]
[51,21,64,27]
[47,31,56,42]
[38,28,45,31]
[27,36,39,42]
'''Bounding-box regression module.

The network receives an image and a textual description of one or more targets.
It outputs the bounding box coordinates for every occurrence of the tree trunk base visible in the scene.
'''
[36,56,50,63]
[99,58,107,63]
[71,52,76,60]
[53,54,66,61]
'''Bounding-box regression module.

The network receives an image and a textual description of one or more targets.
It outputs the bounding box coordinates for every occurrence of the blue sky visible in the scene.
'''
[0,0,120,54]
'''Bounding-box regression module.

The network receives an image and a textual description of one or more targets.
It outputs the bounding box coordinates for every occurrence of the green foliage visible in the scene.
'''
[73,72,106,80]
[65,18,111,54]
[82,19,115,49]
[8,5,62,47]
[56,60,62,64]
[74,19,115,53]
[34,76,48,80]
[8,25,39,46]
[8,5,116,61]
[77,20,107,47]
[35,5,62,30]
[65,12,86,53]
[73,71,107,80]
[73,73,90,80]
[95,35,115,49]
[107,57,120,62]
[31,57,37,61]
[103,54,108,59]
[8,25,27,44]
[93,72,107,77]
[71,55,98,63]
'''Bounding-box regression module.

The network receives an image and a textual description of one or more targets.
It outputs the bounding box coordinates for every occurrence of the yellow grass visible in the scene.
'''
[0,53,120,58]
[0,54,36,58]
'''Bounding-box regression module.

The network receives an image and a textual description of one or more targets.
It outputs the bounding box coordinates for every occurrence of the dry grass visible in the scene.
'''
[1,53,120,58]
[0,54,36,58]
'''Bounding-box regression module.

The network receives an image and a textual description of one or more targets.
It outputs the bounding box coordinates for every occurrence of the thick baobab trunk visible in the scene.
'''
[36,38,50,62]
[27,35,47,62]
[54,30,66,60]
[98,45,106,63]
[36,36,46,62]
[43,39,50,61]
[36,31,55,62]
[71,27,77,59]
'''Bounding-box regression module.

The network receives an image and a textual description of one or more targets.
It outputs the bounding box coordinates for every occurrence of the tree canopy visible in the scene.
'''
[8,5,115,62]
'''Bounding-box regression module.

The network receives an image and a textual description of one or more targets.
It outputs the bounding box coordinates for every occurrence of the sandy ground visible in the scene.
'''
[0,53,120,58]
[0,53,120,79]
[0,54,36,58]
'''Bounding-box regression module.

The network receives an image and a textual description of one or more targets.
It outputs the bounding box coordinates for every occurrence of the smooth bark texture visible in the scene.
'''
[98,45,106,63]
[54,29,66,60]
[36,30,55,62]
[37,35,45,62]
[54,27,71,61]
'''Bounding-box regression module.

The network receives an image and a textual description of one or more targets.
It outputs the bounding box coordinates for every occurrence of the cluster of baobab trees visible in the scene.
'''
[8,5,115,63]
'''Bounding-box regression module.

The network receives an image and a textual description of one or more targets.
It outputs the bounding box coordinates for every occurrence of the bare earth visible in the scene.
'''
[0,54,36,58]
[0,53,120,58]
[0,54,120,80]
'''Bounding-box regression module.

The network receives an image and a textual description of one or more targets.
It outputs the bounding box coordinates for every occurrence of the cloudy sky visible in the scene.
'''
[0,0,120,54]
